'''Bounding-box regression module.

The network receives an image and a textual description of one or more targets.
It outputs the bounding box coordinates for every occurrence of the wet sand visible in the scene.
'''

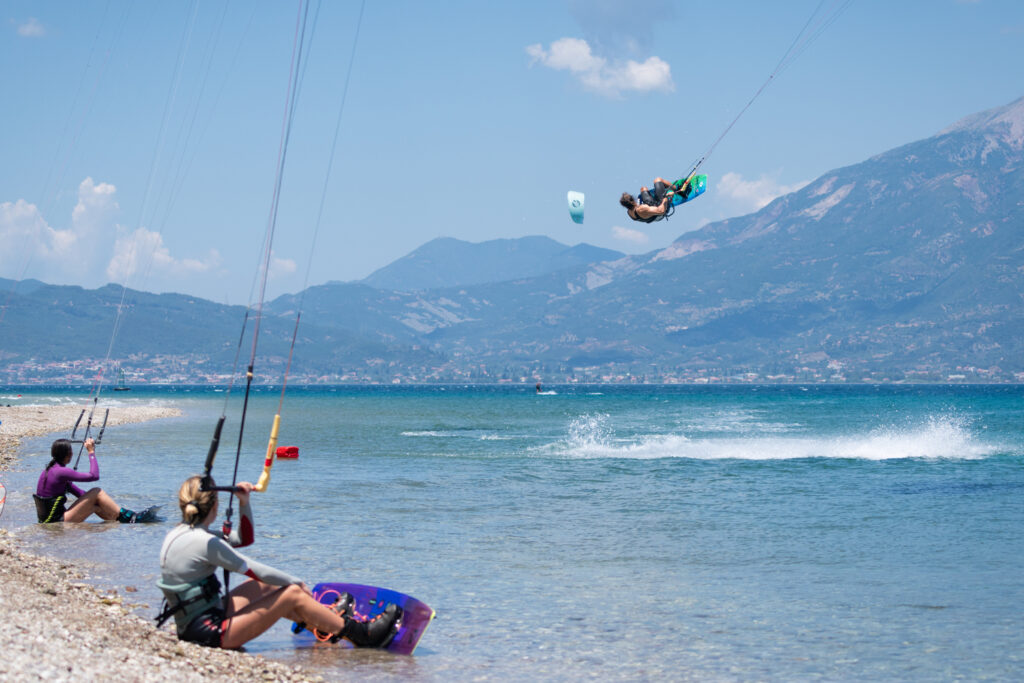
[0,404,320,682]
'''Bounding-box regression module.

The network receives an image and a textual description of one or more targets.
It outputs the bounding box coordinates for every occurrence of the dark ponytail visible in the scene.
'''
[48,439,73,469]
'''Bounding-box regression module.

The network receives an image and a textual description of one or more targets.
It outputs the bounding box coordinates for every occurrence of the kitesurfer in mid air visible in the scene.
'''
[620,176,690,223]
[34,438,150,523]
[157,475,401,650]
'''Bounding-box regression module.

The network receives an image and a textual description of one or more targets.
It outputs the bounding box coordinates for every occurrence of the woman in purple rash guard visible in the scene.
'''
[34,437,144,523]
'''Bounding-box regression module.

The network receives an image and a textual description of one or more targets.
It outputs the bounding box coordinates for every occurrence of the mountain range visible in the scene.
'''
[357,236,623,291]
[2,95,1023,383]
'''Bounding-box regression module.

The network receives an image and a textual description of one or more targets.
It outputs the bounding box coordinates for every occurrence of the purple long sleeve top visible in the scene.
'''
[36,452,99,499]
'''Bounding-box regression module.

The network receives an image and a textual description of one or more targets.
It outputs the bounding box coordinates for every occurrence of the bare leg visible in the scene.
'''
[63,487,122,522]
[221,581,346,650]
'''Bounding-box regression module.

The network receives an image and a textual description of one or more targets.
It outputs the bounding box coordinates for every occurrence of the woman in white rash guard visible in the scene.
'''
[157,475,400,649]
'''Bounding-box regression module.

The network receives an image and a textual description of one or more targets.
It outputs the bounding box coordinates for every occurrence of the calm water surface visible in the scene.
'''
[2,385,1022,680]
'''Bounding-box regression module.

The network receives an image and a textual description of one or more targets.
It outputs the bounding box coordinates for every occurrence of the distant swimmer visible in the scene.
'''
[620,176,691,223]
[34,438,155,523]
[157,476,401,650]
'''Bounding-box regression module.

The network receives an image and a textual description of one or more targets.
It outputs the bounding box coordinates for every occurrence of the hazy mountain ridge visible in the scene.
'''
[319,95,1024,376]
[358,236,624,291]
[3,96,1023,382]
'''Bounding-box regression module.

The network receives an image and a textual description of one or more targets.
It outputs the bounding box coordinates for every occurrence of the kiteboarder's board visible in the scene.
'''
[671,174,708,206]
[567,191,585,224]
[292,582,435,655]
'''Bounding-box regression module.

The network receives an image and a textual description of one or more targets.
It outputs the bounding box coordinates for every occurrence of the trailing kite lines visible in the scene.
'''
[73,2,232,467]
[680,0,855,188]
[255,0,368,495]
[207,0,368,565]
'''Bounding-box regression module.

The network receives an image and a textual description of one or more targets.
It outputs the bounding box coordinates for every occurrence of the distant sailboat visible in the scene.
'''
[113,367,131,392]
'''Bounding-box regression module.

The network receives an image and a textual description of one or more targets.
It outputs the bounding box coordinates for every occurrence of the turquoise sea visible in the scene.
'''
[1,384,1022,681]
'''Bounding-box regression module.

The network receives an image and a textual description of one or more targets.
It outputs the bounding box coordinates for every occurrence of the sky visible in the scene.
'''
[2,0,1023,304]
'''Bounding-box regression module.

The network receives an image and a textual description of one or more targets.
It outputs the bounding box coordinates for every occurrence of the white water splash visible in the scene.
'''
[554,414,1001,461]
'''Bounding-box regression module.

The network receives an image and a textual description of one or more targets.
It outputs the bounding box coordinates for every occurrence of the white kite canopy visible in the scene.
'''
[567,191,584,224]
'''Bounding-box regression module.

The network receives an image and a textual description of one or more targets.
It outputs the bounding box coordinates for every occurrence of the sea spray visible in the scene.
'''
[553,412,997,461]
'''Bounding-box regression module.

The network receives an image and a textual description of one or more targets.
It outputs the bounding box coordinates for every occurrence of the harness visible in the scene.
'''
[154,574,223,629]
[33,493,68,523]
[629,207,666,224]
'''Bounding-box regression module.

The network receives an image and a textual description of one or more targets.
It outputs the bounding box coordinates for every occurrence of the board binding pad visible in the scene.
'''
[567,191,584,224]
[293,582,435,655]
[671,174,707,206]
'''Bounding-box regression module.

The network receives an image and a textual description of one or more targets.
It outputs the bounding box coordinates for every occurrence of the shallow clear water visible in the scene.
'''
[2,385,1023,680]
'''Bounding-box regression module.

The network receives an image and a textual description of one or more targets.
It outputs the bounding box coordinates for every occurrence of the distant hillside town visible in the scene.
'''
[2,354,1019,386]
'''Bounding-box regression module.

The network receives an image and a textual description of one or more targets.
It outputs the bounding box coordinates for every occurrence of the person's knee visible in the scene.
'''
[283,584,306,604]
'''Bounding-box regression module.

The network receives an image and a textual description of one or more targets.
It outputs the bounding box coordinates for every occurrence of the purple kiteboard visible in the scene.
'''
[292,582,435,655]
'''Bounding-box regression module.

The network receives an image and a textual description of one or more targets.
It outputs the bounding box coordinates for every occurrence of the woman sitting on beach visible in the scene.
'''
[157,476,400,650]
[34,438,151,523]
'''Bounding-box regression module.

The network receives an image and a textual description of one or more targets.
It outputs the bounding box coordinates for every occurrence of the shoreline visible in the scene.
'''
[0,404,320,682]
[0,404,184,472]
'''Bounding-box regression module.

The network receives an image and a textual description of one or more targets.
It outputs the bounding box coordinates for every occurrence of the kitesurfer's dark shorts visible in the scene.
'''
[180,607,226,648]
[639,181,671,206]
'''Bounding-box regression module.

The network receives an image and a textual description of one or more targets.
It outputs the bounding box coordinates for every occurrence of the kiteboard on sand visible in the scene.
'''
[292,582,435,655]
[567,191,585,224]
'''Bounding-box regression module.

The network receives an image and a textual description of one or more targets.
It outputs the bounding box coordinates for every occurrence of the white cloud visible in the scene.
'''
[269,255,297,279]
[1,175,229,293]
[526,37,673,97]
[106,227,220,283]
[17,17,45,38]
[71,178,119,265]
[0,199,75,274]
[611,225,650,245]
[717,171,809,213]
[72,177,118,228]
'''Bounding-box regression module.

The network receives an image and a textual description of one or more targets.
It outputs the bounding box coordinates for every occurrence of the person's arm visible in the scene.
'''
[219,482,256,548]
[205,537,302,586]
[634,201,669,218]
[226,499,256,548]
[51,448,100,485]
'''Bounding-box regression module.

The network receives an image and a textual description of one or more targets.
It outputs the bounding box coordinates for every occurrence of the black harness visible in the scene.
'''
[154,574,223,628]
[33,492,69,523]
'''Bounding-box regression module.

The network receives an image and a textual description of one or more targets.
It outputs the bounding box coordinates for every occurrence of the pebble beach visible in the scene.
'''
[0,405,320,683]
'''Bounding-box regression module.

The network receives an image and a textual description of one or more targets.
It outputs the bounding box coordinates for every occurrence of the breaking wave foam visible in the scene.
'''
[553,414,1000,461]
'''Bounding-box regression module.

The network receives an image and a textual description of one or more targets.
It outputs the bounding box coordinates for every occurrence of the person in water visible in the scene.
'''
[34,437,149,523]
[619,176,690,223]
[157,475,401,650]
